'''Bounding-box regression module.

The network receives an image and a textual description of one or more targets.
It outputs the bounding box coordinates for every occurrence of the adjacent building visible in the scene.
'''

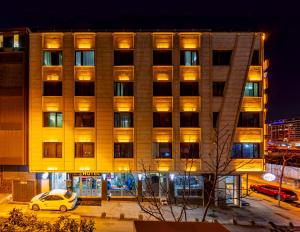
[27,31,267,206]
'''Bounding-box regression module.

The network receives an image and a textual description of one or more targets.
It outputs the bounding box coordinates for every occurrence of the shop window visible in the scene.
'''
[75,81,95,96]
[114,143,133,158]
[43,112,62,127]
[180,50,199,66]
[75,112,95,127]
[153,112,172,127]
[72,176,102,197]
[107,173,137,197]
[153,142,172,159]
[212,50,232,65]
[213,112,219,128]
[114,82,133,96]
[43,51,62,66]
[43,81,62,96]
[153,82,172,96]
[180,112,199,127]
[180,82,199,96]
[75,142,94,158]
[213,82,225,96]
[174,175,204,197]
[180,143,199,159]
[43,142,62,158]
[114,112,133,128]
[231,143,260,158]
[238,112,260,127]
[153,50,172,65]
[251,50,260,65]
[114,50,134,65]
[244,82,260,97]
[75,50,94,66]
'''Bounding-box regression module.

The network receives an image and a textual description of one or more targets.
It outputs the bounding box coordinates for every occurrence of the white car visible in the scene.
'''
[29,189,77,212]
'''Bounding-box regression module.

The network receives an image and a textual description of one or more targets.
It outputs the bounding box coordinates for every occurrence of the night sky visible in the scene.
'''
[1,0,299,121]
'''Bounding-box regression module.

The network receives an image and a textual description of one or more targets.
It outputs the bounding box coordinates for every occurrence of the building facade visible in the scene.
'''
[29,31,267,206]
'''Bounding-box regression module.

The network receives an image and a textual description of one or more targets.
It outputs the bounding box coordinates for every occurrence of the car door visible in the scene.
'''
[41,195,54,209]
[49,195,64,210]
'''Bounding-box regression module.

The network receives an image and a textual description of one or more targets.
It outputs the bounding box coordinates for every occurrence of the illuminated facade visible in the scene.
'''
[29,31,267,205]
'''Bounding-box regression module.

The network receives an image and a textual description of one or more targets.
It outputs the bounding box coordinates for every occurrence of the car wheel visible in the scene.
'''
[60,205,67,212]
[32,204,40,211]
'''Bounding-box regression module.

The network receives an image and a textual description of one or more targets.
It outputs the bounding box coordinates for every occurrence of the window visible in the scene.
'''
[114,51,134,65]
[244,82,260,97]
[180,143,199,159]
[153,82,172,96]
[180,112,199,127]
[153,50,172,65]
[75,81,94,96]
[213,112,219,128]
[75,112,95,127]
[75,142,94,158]
[153,142,172,159]
[213,82,225,96]
[43,51,62,66]
[251,50,260,65]
[180,50,199,66]
[213,50,232,65]
[13,34,19,48]
[0,35,3,48]
[180,82,199,96]
[238,112,260,127]
[3,36,13,48]
[114,82,133,96]
[75,50,94,66]
[153,112,172,127]
[43,112,62,127]
[231,143,260,158]
[114,143,133,158]
[43,142,62,158]
[43,81,62,96]
[114,112,133,128]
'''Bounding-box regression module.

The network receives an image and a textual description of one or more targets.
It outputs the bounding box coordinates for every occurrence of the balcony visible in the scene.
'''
[180,128,201,143]
[180,66,200,81]
[179,33,200,49]
[152,33,173,49]
[234,128,263,143]
[114,96,134,112]
[153,66,173,81]
[233,158,264,172]
[153,128,172,143]
[114,128,134,143]
[74,66,95,81]
[43,33,63,49]
[113,66,134,81]
[248,66,262,81]
[241,97,263,112]
[42,66,62,81]
[74,33,95,49]
[180,97,200,112]
[42,96,63,112]
[153,97,173,112]
[74,97,95,112]
[113,33,135,49]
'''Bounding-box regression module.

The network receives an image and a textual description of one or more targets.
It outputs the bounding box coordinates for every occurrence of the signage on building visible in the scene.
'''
[262,173,276,182]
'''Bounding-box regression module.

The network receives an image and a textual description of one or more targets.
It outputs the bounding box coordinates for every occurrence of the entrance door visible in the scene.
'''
[73,176,102,197]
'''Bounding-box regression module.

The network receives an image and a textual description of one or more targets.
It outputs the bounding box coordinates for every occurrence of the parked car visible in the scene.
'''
[29,189,77,212]
[250,184,298,201]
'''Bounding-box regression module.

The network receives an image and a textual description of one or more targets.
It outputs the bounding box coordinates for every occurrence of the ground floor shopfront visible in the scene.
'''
[39,172,244,207]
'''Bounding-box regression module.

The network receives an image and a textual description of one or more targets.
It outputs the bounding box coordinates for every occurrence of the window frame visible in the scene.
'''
[114,142,134,158]
[75,142,95,158]
[43,142,62,158]
[43,112,63,128]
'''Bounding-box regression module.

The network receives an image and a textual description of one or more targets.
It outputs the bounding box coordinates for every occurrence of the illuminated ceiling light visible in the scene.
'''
[42,172,49,179]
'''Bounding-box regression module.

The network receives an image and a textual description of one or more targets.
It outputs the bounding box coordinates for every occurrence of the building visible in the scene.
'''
[28,31,267,206]
[0,28,35,200]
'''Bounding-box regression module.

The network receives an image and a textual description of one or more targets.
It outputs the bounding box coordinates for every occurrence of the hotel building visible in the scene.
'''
[29,31,267,206]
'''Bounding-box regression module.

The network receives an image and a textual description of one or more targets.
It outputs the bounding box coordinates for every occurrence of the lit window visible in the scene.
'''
[75,50,95,66]
[43,51,62,66]
[43,112,63,127]
[114,112,133,128]
[0,35,3,48]
[153,142,172,159]
[244,82,260,97]
[180,50,199,66]
[13,34,19,48]
[114,143,133,158]
[231,143,260,158]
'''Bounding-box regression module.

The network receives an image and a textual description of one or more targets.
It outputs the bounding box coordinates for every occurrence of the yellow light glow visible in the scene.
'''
[118,73,130,81]
[180,67,199,81]
[248,66,262,81]
[234,159,264,172]
[79,167,91,171]
[46,74,60,81]
[77,103,92,112]
[182,135,198,143]
[118,167,130,171]
[118,41,131,49]
[182,103,198,112]
[185,166,197,172]
[181,39,199,49]
[156,73,170,81]
[262,33,266,41]
[158,167,169,172]
[47,167,58,171]
[46,106,59,111]
[155,106,171,112]
[153,34,173,49]
[235,128,263,143]
[114,34,134,49]
[242,97,263,112]
[76,39,93,49]
[43,34,63,49]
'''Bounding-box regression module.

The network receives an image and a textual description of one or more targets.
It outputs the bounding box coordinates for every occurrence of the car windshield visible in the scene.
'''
[64,191,73,199]
[39,192,49,199]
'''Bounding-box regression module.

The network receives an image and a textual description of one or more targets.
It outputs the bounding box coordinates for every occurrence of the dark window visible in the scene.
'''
[180,143,200,159]
[180,82,199,96]
[153,112,172,127]
[75,50,95,66]
[43,51,62,66]
[180,50,199,66]
[213,82,225,96]
[153,50,172,65]
[114,112,133,128]
[238,112,260,127]
[212,112,219,128]
[180,112,199,127]
[231,143,260,158]
[153,82,172,96]
[213,50,232,65]
[43,81,62,96]
[153,142,172,159]
[114,51,134,65]
[43,142,62,158]
[244,82,260,97]
[114,143,133,158]
[75,81,95,96]
[75,112,95,127]
[43,112,62,127]
[114,82,133,96]
[3,36,13,48]
[251,50,260,65]
[75,142,94,158]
